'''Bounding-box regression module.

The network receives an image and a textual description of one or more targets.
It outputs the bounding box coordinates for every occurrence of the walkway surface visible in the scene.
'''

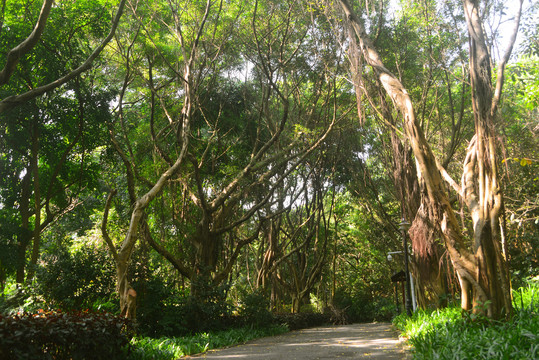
[184,322,410,359]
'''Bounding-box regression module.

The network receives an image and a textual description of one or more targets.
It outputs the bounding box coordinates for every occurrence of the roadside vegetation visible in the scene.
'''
[0,277,331,359]
[128,325,288,360]
[1,0,538,359]
[393,278,539,359]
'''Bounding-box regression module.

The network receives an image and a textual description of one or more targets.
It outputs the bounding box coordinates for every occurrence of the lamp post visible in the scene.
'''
[399,218,413,316]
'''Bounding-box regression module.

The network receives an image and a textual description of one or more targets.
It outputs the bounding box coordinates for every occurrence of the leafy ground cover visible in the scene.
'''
[0,310,132,359]
[128,325,289,360]
[394,279,539,359]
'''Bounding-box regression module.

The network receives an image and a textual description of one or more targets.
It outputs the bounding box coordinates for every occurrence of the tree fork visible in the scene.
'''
[337,0,478,315]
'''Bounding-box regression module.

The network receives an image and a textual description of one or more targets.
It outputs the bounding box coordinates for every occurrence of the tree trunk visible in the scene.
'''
[26,119,41,282]
[117,259,137,319]
[338,0,519,318]
[461,0,520,317]
[16,170,32,284]
[257,216,280,288]
[190,219,222,299]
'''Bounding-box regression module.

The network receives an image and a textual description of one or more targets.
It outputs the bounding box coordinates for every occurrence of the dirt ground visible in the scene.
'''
[183,322,410,359]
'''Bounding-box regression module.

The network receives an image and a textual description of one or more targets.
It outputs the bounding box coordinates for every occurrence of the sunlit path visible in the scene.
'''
[184,323,409,359]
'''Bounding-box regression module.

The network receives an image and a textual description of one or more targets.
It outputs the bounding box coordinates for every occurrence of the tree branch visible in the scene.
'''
[0,0,53,86]
[0,0,127,113]
[491,0,523,117]
[101,189,119,263]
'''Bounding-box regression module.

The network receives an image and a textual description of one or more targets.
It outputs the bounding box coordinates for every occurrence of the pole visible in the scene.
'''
[410,273,417,311]
[400,218,413,316]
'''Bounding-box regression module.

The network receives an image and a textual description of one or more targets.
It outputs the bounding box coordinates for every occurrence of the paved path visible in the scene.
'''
[184,322,409,359]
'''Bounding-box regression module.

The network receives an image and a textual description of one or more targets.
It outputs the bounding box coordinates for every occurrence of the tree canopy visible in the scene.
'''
[1,0,537,328]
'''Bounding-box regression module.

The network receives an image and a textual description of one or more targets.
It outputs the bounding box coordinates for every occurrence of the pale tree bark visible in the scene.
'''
[460,0,522,317]
[337,0,521,318]
[100,0,212,319]
[337,0,474,311]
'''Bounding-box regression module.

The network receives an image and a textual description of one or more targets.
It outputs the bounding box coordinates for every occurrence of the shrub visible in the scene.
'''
[134,278,190,337]
[393,281,539,359]
[273,312,330,330]
[135,278,234,337]
[34,247,116,311]
[128,325,289,360]
[180,281,233,334]
[332,288,397,322]
[237,289,275,327]
[0,310,133,360]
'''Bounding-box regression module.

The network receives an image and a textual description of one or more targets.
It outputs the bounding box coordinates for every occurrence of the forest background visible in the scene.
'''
[0,0,537,340]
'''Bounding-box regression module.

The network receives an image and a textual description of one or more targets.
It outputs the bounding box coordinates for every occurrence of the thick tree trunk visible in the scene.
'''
[117,260,137,319]
[257,216,280,288]
[292,292,308,313]
[190,219,222,298]
[389,105,449,309]
[461,0,520,317]
[26,120,41,282]
[337,0,517,318]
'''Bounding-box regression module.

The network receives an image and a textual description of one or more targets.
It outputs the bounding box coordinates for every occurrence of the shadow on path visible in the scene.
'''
[184,322,409,359]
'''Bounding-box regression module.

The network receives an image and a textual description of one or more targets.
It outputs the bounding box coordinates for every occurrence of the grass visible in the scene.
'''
[127,324,289,359]
[393,279,539,359]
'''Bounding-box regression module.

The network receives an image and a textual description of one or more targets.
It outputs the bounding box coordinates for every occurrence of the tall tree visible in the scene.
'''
[0,0,117,284]
[101,0,340,315]
[101,0,213,318]
[336,0,522,318]
[458,0,522,317]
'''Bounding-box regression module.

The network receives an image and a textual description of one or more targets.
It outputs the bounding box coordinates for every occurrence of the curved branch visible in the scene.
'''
[0,0,53,86]
[142,221,191,278]
[0,0,127,113]
[101,189,119,263]
[490,0,523,117]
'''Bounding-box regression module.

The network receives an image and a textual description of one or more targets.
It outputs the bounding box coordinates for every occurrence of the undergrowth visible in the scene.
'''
[128,324,289,360]
[0,310,132,360]
[394,279,539,359]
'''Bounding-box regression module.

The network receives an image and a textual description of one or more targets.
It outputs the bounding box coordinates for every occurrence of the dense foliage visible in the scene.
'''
[394,280,539,359]
[0,310,132,360]
[129,325,288,360]
[0,0,537,357]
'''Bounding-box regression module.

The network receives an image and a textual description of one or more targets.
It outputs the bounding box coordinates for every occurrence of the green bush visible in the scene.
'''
[135,278,234,337]
[237,289,275,327]
[134,278,190,337]
[273,312,330,330]
[394,281,539,360]
[128,325,289,360]
[34,247,116,311]
[332,288,397,322]
[0,310,133,360]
